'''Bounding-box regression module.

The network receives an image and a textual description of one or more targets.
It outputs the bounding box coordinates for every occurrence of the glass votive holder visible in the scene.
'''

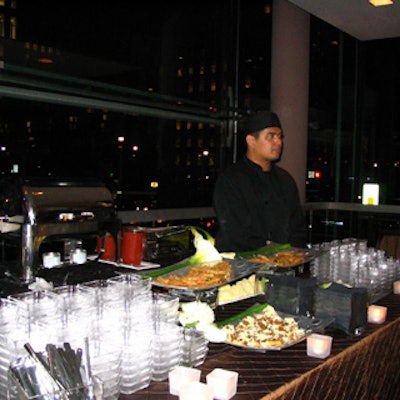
[306,333,333,359]
[70,248,87,264]
[179,381,213,400]
[393,281,400,294]
[42,251,61,268]
[368,305,387,324]
[206,368,239,400]
[168,366,201,396]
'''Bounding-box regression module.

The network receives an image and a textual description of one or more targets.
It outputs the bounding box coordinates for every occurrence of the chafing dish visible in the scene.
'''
[0,176,120,282]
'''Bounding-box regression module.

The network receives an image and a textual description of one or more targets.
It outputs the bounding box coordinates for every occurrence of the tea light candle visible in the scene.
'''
[168,366,201,396]
[307,333,333,359]
[179,381,213,400]
[70,248,87,264]
[42,252,61,268]
[206,368,239,400]
[368,305,387,324]
[393,281,400,294]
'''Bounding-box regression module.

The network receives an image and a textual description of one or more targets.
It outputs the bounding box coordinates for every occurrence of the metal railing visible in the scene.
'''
[116,202,400,247]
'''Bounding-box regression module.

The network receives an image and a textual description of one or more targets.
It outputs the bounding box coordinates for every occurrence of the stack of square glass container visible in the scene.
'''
[180,328,210,368]
[0,272,210,398]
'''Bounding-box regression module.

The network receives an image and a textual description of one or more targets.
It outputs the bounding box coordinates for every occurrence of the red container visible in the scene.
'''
[97,232,117,261]
[121,228,145,265]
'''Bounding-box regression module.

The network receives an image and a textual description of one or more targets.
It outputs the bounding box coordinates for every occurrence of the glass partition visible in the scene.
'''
[0,1,399,208]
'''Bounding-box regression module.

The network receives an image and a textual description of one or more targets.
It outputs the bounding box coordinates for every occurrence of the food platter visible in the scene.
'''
[151,258,262,291]
[217,304,333,352]
[241,247,319,268]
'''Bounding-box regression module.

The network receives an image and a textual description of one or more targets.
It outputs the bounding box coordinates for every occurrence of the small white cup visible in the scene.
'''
[307,333,333,359]
[206,368,239,400]
[42,252,61,268]
[70,248,87,264]
[169,366,201,396]
[179,381,213,400]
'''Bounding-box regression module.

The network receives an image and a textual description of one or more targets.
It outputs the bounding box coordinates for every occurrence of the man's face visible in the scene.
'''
[247,127,284,162]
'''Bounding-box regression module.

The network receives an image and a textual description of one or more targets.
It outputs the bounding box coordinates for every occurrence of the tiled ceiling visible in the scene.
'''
[288,0,400,41]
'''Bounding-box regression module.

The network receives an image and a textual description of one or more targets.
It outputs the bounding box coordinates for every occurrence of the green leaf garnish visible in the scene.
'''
[143,259,192,278]
[216,303,269,327]
[236,243,291,258]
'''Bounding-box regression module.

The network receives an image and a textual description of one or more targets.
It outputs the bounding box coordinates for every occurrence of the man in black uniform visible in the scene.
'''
[212,111,306,252]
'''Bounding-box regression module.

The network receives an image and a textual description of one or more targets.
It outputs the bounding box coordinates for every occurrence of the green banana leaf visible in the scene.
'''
[216,303,269,327]
[236,243,291,258]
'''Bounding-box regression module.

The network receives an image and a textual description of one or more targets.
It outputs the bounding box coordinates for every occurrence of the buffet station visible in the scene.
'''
[0,179,400,399]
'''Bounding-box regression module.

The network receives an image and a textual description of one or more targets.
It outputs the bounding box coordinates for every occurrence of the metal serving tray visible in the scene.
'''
[240,247,320,268]
[151,258,262,291]
[217,304,333,351]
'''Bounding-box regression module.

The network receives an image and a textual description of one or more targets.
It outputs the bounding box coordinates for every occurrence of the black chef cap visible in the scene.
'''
[241,111,281,135]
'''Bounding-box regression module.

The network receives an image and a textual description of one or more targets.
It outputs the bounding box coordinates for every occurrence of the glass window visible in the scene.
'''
[0,1,398,209]
[10,16,17,39]
[0,14,5,36]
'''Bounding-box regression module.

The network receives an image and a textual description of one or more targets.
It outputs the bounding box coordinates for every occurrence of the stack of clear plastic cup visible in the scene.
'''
[119,325,153,394]
[0,299,21,397]
[354,251,370,288]
[121,291,153,335]
[51,285,97,337]
[368,263,380,300]
[107,274,152,326]
[387,257,398,286]
[151,322,183,382]
[330,243,341,283]
[310,238,400,303]
[106,275,154,395]
[78,279,124,320]
[309,242,332,284]
[152,292,180,324]
[8,290,61,328]
[6,291,59,353]
[107,273,152,299]
[376,250,391,294]
[0,298,19,341]
[180,328,209,368]
[88,340,122,400]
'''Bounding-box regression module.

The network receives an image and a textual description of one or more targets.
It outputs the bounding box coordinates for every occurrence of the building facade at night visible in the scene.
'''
[0,1,399,209]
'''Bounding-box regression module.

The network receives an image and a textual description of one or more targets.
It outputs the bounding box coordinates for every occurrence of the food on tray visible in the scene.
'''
[218,274,262,304]
[221,305,305,348]
[153,261,232,288]
[247,251,305,267]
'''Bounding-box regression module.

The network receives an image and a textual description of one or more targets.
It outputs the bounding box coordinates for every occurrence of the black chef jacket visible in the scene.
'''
[213,156,306,252]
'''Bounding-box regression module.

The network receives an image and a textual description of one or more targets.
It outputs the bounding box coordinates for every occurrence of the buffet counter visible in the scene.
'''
[122,292,400,400]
